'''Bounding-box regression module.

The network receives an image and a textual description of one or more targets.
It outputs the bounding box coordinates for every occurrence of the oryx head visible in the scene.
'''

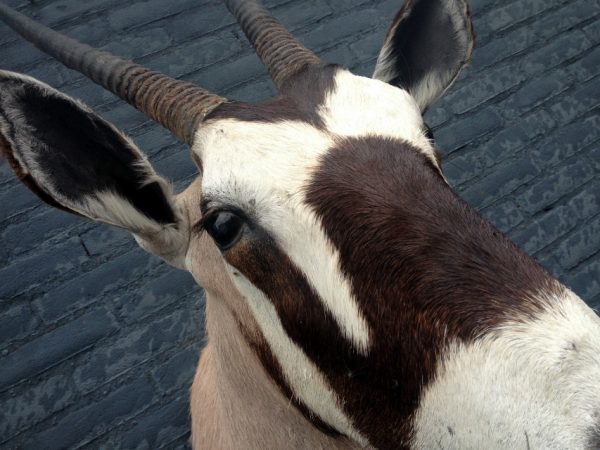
[0,0,478,445]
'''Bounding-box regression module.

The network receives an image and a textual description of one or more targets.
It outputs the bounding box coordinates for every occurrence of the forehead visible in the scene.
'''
[190,68,440,359]
[193,68,435,209]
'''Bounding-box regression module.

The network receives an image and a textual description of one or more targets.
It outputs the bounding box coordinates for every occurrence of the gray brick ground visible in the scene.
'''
[24,377,156,450]
[0,308,118,390]
[0,0,599,448]
[115,395,191,450]
[0,372,75,441]
[72,308,200,395]
[0,237,89,300]
[33,250,162,323]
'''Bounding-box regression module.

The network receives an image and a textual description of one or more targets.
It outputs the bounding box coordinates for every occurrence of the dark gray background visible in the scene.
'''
[0,0,599,448]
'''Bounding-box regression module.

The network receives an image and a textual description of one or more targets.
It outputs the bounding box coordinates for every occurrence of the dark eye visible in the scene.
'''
[204,211,245,251]
[424,123,435,142]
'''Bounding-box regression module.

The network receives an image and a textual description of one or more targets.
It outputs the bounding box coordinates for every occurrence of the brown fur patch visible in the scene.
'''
[300,136,560,448]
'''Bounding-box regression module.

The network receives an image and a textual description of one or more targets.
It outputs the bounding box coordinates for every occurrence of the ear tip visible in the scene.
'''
[385,0,477,47]
[442,0,477,65]
[0,70,47,91]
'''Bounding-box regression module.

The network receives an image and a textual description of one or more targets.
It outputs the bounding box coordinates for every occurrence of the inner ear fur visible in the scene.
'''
[373,0,475,111]
[0,70,178,234]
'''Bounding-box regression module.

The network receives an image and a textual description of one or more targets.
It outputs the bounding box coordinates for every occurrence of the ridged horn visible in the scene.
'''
[222,0,321,90]
[0,2,226,145]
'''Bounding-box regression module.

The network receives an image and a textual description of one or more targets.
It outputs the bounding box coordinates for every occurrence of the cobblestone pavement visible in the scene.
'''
[0,0,599,448]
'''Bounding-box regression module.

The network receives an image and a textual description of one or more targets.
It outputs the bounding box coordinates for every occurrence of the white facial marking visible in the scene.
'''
[227,265,369,446]
[413,290,600,449]
[319,70,439,167]
[195,118,371,354]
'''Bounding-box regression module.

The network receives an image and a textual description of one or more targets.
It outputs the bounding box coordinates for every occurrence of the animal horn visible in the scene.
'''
[222,0,321,90]
[0,2,226,145]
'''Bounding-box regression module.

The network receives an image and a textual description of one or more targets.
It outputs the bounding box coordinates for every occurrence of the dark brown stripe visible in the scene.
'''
[225,229,352,439]
[226,224,418,448]
[302,136,560,448]
[235,314,342,438]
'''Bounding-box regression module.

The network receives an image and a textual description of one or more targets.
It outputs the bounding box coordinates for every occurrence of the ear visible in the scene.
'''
[373,0,475,111]
[0,71,188,267]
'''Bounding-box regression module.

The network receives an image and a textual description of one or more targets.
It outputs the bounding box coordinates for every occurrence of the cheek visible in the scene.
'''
[186,232,234,298]
[188,232,264,343]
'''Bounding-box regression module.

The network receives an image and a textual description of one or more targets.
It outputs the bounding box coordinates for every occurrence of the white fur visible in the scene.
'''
[225,263,369,446]
[413,289,600,449]
[81,191,187,268]
[195,118,371,354]
[83,190,168,233]
[320,70,439,167]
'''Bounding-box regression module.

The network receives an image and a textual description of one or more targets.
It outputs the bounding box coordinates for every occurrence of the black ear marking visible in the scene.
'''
[0,71,176,229]
[373,0,475,111]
